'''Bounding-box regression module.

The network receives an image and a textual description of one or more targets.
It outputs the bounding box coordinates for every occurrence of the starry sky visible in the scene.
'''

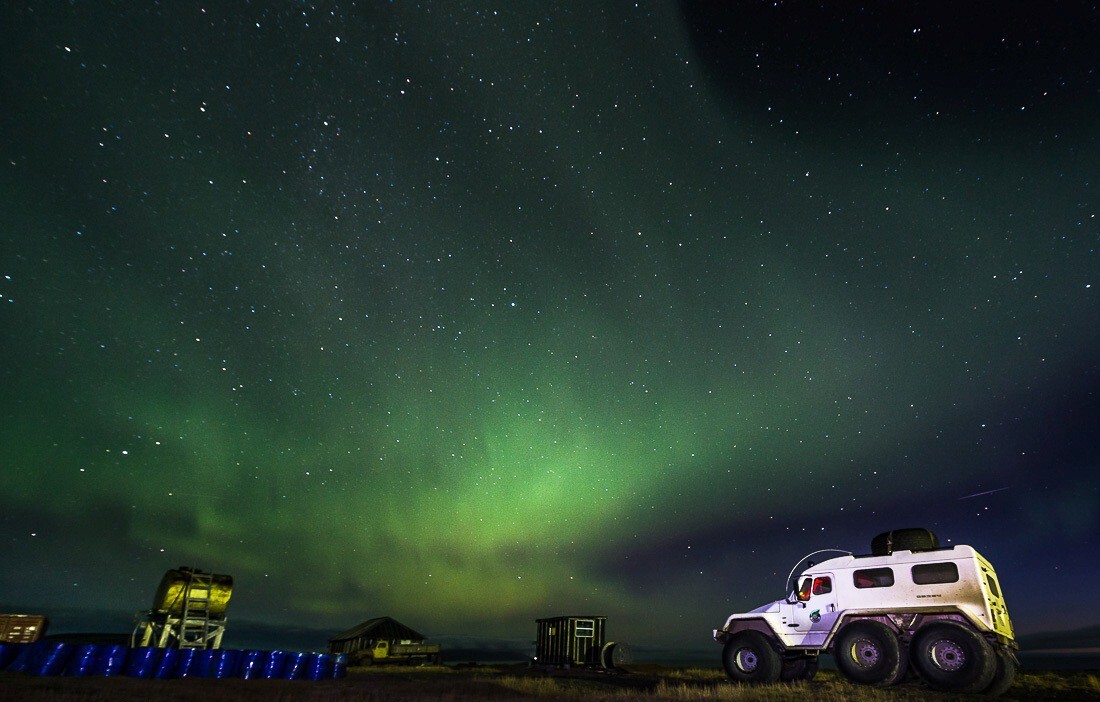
[1,2,1097,657]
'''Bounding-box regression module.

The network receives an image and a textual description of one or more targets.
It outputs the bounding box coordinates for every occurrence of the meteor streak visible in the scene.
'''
[958,487,1010,500]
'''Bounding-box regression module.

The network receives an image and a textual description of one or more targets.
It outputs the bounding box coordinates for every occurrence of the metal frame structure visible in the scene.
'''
[132,568,226,649]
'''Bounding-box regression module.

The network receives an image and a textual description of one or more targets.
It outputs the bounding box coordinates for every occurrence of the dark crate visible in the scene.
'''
[534,616,606,667]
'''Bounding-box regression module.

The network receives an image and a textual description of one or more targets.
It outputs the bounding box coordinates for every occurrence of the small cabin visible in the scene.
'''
[0,614,47,644]
[534,615,607,667]
[329,616,427,655]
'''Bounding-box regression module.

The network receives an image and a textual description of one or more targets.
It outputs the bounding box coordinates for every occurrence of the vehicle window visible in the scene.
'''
[797,577,812,601]
[853,567,894,588]
[575,620,595,638]
[912,562,960,585]
[986,574,1000,598]
[812,576,832,596]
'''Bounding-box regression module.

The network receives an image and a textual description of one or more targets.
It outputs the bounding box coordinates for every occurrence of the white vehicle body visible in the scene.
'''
[714,545,1015,650]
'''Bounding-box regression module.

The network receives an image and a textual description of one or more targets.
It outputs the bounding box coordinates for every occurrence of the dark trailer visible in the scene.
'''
[535,615,620,668]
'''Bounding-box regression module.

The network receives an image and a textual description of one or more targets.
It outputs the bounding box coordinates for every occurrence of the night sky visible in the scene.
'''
[1,2,1097,658]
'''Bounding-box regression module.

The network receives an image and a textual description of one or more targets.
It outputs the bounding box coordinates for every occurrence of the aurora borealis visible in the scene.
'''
[1,2,1097,658]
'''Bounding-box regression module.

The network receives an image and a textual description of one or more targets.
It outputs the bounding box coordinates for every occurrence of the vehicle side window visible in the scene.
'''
[985,574,1000,598]
[575,620,595,638]
[853,567,894,588]
[812,576,832,596]
[912,562,960,584]
[797,577,812,601]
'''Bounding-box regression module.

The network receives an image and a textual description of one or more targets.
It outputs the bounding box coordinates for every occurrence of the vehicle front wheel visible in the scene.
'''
[910,621,996,692]
[833,620,907,686]
[722,631,781,684]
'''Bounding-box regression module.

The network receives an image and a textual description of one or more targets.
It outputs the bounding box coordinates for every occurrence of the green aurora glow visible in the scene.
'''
[1,2,1097,651]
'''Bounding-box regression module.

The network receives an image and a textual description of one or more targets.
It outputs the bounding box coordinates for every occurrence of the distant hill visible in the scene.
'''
[219,619,334,652]
[0,604,133,639]
[1018,625,1100,651]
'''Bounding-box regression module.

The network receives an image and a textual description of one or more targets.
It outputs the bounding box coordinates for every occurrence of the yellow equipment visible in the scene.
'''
[133,566,233,649]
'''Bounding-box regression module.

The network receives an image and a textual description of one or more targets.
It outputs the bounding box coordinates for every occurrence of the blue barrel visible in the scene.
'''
[64,644,100,676]
[332,653,348,679]
[194,649,218,678]
[153,648,180,679]
[197,650,214,678]
[306,653,332,681]
[94,645,128,677]
[125,647,161,678]
[7,642,47,673]
[207,649,239,679]
[282,651,309,680]
[31,642,71,676]
[263,650,287,679]
[176,648,201,677]
[237,649,267,679]
[0,643,22,671]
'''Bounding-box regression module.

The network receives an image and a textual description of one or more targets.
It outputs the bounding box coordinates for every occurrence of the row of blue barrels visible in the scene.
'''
[0,642,347,680]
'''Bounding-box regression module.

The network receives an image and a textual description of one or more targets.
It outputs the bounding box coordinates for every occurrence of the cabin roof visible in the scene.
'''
[329,616,427,643]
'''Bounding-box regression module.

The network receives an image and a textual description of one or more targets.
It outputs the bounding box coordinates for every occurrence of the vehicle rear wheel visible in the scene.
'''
[983,648,1018,698]
[722,631,781,684]
[910,621,996,692]
[833,620,907,686]
[780,655,818,681]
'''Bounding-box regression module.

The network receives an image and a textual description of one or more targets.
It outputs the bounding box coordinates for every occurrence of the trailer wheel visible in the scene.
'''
[780,655,818,681]
[982,648,1017,697]
[833,620,907,686]
[910,621,996,692]
[600,641,631,669]
[722,631,781,683]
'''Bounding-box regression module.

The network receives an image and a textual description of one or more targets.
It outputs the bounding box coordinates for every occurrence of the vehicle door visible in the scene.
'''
[573,619,596,664]
[788,573,839,647]
[374,640,389,659]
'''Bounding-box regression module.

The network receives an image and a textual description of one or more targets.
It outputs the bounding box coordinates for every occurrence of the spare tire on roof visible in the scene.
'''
[871,528,939,556]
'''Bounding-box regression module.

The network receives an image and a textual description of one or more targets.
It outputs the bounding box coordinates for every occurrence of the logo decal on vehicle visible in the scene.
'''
[809,610,821,623]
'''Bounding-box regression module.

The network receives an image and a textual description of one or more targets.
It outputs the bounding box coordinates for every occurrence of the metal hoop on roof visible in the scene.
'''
[784,549,853,595]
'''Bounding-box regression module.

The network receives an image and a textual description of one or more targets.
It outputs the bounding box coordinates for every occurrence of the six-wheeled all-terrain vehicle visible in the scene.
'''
[713,529,1018,696]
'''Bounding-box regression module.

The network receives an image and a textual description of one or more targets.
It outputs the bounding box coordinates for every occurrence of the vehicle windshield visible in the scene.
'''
[797,577,812,602]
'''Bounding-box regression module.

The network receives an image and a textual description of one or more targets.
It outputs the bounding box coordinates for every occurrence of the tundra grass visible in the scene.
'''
[1,667,1098,701]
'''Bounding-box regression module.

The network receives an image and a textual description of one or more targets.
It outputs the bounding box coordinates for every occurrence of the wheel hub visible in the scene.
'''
[850,638,881,668]
[929,639,966,672]
[735,648,759,673]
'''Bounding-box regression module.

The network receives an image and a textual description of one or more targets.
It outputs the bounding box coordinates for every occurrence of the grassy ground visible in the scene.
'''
[1,664,1097,701]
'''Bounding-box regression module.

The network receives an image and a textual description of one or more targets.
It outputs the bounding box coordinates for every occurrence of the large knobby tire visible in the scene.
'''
[983,648,1018,698]
[722,631,782,684]
[780,655,819,682]
[910,621,997,692]
[870,528,939,556]
[833,620,907,686]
